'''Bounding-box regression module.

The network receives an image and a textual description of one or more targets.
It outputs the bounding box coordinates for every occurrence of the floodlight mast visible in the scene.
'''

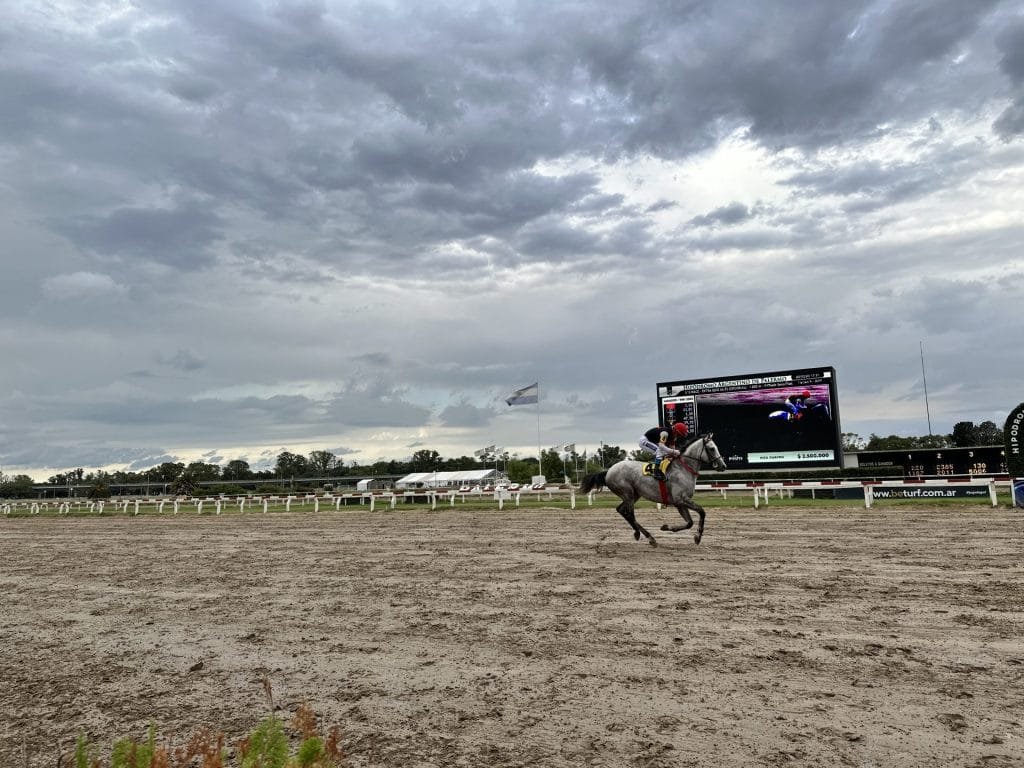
[920,341,933,437]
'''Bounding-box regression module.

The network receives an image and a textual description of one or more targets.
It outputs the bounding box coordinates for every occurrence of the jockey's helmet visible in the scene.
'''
[671,422,689,439]
[801,389,811,398]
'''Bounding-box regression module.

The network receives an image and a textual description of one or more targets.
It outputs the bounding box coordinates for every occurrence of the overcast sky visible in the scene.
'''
[2,0,1023,479]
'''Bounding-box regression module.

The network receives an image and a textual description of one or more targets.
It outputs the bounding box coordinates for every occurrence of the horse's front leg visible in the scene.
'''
[660,502,694,533]
[692,500,706,545]
[617,501,657,547]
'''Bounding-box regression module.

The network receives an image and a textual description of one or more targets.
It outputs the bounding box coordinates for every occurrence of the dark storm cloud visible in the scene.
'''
[55,204,223,270]
[323,390,432,428]
[997,21,1024,84]
[2,1,1022,477]
[687,202,752,228]
[993,19,1024,138]
[439,401,493,428]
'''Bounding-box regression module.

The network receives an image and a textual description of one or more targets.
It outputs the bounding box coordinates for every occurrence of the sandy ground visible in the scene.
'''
[1,504,1023,767]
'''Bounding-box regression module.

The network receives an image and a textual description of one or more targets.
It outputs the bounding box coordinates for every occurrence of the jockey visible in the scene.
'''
[639,422,690,481]
[783,389,812,419]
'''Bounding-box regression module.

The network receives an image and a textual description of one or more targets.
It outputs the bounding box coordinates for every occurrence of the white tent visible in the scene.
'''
[395,469,499,489]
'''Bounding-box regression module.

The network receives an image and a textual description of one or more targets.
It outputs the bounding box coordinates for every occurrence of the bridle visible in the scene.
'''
[675,436,718,478]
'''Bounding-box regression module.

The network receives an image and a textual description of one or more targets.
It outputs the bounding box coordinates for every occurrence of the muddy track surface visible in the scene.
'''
[2,506,1023,767]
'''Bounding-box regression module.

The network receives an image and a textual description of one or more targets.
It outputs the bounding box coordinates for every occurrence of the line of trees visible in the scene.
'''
[1,419,1006,500]
[843,420,1004,451]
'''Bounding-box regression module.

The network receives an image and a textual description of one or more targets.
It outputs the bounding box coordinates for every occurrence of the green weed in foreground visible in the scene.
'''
[68,702,343,768]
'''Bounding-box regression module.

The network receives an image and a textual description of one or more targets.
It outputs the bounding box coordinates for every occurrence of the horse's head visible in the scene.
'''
[688,433,727,471]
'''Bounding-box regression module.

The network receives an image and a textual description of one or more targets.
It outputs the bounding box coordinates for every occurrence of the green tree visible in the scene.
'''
[976,420,1003,445]
[505,458,536,484]
[951,421,978,447]
[87,481,111,499]
[540,448,563,482]
[842,433,865,451]
[0,474,36,498]
[275,451,308,479]
[149,462,185,483]
[595,444,627,467]
[865,434,914,450]
[171,475,197,496]
[223,459,253,482]
[915,434,951,449]
[307,450,340,476]
[410,449,441,472]
[184,461,222,481]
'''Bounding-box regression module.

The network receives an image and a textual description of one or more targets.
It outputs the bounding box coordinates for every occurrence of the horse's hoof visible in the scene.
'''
[648,538,658,548]
[694,534,702,545]
[660,524,670,531]
[633,531,641,541]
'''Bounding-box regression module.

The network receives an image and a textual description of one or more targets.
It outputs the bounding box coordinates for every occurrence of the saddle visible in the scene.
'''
[643,459,671,478]
[643,460,672,505]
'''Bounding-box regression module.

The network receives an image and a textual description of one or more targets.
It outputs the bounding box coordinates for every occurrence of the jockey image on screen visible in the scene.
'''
[769,389,831,424]
[770,389,811,421]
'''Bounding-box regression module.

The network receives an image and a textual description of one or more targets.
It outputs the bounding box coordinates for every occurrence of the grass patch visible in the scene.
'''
[64,683,344,768]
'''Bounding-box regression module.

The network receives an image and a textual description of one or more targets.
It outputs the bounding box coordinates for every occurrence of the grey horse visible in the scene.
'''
[580,434,727,546]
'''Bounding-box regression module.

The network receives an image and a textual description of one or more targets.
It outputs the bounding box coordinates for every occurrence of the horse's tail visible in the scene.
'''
[580,471,608,494]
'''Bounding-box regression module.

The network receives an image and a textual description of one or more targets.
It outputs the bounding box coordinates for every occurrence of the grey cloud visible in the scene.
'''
[352,352,392,367]
[2,1,1023,478]
[42,272,128,300]
[994,103,1024,138]
[54,204,223,270]
[0,444,179,474]
[687,203,752,229]
[157,350,206,372]
[995,21,1024,85]
[439,401,493,428]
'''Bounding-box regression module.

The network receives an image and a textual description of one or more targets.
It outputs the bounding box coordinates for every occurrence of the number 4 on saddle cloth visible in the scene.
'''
[643,458,673,504]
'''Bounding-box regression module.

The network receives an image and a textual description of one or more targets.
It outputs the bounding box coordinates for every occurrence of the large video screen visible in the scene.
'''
[657,366,843,470]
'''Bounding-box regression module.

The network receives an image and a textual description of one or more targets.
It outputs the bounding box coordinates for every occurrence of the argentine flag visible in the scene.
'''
[505,383,539,406]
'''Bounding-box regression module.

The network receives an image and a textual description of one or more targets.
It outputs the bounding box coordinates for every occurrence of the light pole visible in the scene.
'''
[920,341,933,436]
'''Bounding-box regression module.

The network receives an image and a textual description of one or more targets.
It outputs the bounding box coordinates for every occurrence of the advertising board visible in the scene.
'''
[657,366,843,470]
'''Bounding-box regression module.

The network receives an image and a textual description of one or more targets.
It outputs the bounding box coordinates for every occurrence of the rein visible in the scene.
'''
[676,455,701,477]
[675,438,713,478]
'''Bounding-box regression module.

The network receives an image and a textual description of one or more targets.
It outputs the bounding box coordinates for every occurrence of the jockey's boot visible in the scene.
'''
[652,461,666,481]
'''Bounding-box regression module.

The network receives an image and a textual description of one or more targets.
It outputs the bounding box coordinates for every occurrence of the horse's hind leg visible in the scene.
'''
[616,500,657,547]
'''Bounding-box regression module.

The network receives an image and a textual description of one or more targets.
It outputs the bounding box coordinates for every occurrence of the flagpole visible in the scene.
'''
[536,384,542,479]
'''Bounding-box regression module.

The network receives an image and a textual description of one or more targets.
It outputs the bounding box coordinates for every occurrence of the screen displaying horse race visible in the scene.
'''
[656,366,843,470]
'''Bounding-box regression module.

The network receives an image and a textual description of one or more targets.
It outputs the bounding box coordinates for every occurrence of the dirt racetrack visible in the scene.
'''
[2,504,1023,767]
